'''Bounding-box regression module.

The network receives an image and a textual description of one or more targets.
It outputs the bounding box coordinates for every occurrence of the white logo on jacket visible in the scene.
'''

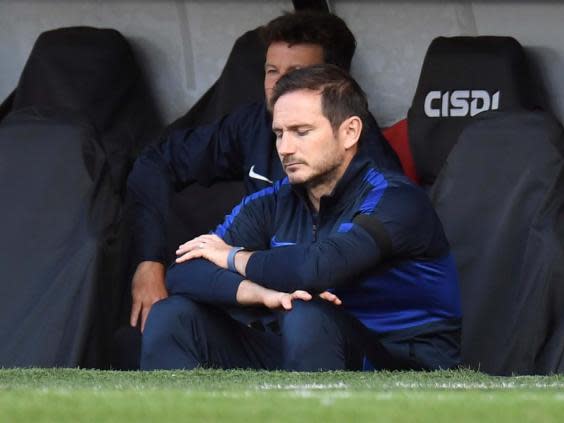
[248,165,273,184]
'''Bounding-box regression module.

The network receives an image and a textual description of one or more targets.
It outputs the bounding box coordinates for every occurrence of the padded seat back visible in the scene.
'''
[0,110,112,367]
[408,36,541,186]
[431,110,564,375]
[0,27,162,368]
[10,26,162,190]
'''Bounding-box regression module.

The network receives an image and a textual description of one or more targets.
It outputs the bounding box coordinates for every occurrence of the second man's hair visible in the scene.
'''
[262,11,356,72]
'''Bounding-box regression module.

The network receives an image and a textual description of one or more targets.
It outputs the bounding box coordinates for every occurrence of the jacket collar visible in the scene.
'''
[291,153,374,213]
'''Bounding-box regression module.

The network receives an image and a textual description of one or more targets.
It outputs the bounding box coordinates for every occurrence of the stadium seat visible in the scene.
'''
[0,27,162,367]
[431,111,564,375]
[403,36,563,374]
[406,36,542,187]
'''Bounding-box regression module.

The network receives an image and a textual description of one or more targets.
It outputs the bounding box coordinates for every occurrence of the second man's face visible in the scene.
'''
[264,42,325,105]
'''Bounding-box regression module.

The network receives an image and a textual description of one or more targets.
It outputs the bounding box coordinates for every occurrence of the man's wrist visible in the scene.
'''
[234,250,253,276]
[227,247,245,272]
[134,261,166,282]
[236,280,264,306]
[137,260,165,269]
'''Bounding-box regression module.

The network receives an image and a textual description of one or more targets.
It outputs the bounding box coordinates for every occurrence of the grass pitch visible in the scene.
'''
[0,369,563,422]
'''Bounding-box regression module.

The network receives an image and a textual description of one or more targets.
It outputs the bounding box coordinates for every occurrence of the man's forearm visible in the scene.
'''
[168,259,284,310]
[167,259,244,305]
[235,280,270,306]
[235,279,311,310]
[241,228,382,293]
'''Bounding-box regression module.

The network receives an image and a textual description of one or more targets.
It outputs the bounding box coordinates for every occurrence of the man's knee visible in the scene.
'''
[144,295,201,338]
[281,300,341,369]
[282,299,334,333]
[141,295,202,369]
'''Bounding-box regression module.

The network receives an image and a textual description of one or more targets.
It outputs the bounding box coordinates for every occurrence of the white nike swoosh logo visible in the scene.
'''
[249,165,273,184]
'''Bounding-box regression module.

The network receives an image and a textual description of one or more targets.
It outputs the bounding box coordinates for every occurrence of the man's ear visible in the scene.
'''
[339,116,363,150]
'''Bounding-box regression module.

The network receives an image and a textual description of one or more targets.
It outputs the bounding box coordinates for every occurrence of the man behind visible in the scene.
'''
[127,11,401,333]
[141,65,461,371]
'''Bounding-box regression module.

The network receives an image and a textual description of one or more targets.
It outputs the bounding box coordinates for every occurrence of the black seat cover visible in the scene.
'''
[431,111,564,375]
[10,26,162,189]
[0,27,162,367]
[408,36,542,187]
[169,28,266,130]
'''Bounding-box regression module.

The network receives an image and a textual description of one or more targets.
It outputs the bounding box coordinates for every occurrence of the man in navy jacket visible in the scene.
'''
[127,12,401,332]
[140,65,461,371]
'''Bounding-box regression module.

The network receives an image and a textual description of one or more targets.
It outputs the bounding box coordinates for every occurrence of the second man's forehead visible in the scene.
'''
[265,42,325,64]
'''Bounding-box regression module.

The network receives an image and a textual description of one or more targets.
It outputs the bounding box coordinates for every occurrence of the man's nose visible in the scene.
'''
[277,133,296,155]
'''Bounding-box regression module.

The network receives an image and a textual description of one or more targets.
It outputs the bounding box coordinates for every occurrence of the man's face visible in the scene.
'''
[272,89,347,187]
[264,42,324,104]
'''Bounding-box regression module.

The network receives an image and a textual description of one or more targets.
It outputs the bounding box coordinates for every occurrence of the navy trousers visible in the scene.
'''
[140,296,460,371]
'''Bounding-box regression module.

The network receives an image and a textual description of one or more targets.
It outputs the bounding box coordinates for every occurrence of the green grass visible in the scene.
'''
[1,369,563,422]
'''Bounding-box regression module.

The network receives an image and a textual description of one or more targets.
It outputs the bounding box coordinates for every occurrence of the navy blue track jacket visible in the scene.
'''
[127,101,401,265]
[166,154,461,335]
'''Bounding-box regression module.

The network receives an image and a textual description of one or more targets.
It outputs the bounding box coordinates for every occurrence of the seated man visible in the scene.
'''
[140,64,461,371]
[127,11,401,333]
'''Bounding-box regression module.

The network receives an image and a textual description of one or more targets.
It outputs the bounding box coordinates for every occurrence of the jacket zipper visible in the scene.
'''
[312,213,319,241]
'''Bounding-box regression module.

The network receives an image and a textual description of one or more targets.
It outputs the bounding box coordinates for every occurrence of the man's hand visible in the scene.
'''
[249,288,341,310]
[263,289,313,310]
[130,261,167,332]
[236,280,342,311]
[319,291,342,306]
[236,280,311,310]
[176,234,231,268]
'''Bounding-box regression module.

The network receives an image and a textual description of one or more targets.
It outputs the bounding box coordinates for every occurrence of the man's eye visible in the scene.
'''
[296,129,310,137]
[266,69,278,75]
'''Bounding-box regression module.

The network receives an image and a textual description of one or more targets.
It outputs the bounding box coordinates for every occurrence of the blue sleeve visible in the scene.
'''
[246,183,447,293]
[166,259,244,305]
[246,226,382,293]
[213,180,284,250]
[126,104,259,264]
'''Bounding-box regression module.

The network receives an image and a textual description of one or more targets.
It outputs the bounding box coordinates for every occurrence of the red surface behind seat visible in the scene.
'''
[383,118,419,184]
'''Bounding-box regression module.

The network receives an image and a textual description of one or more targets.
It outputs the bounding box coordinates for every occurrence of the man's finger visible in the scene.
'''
[175,250,203,263]
[291,290,312,301]
[319,291,334,300]
[330,295,342,305]
[130,301,141,327]
[176,244,189,255]
[281,294,293,310]
[319,291,342,305]
[176,239,202,255]
[140,306,151,333]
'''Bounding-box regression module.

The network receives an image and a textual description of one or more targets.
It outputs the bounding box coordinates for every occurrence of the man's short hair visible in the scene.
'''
[270,64,369,134]
[262,11,356,72]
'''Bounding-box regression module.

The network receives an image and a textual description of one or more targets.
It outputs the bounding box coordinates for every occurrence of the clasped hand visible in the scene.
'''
[176,234,231,268]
